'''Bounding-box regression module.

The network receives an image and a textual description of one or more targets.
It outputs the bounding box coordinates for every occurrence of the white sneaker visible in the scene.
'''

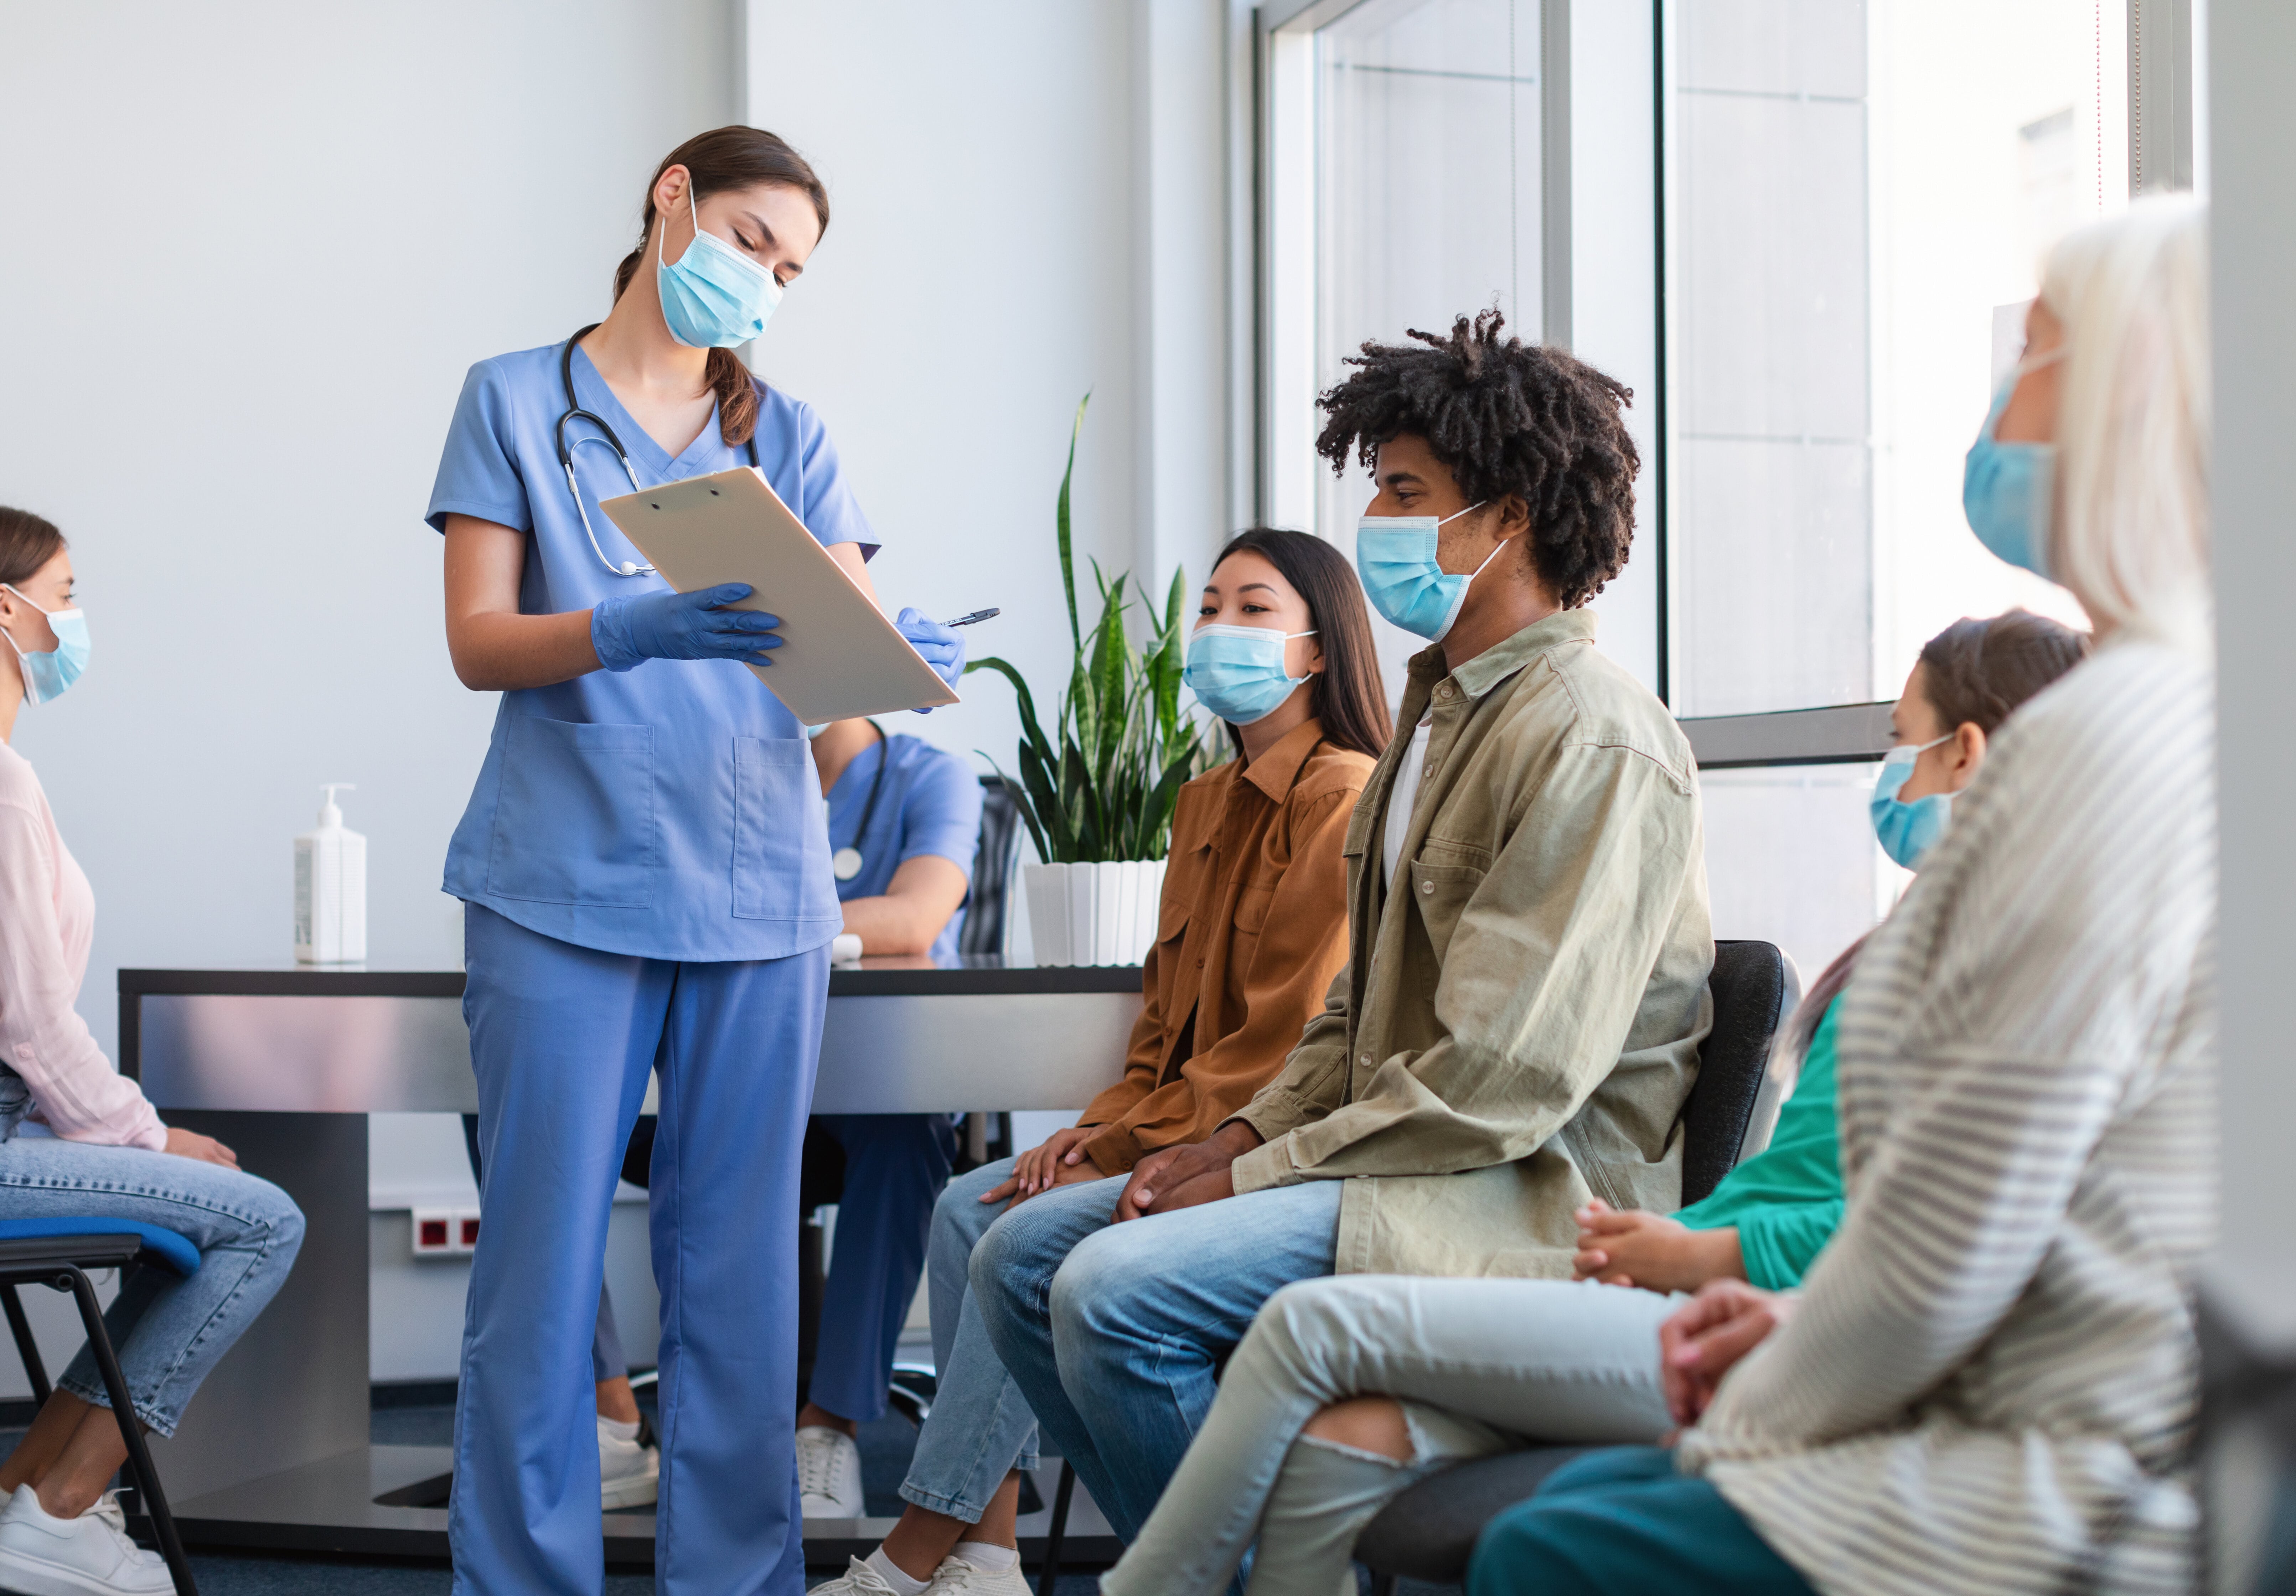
[796,1424,866,1518]
[806,1554,911,1594]
[923,1551,1032,1594]
[599,1414,659,1510]
[0,1485,172,1595]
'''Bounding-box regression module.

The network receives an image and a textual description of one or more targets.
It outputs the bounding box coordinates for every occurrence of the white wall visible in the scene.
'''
[0,1,739,1061]
[2207,0,2296,1348]
[744,0,1235,782]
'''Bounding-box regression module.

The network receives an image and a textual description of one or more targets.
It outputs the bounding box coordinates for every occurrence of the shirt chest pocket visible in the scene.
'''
[486,717,658,908]
[1405,855,1487,967]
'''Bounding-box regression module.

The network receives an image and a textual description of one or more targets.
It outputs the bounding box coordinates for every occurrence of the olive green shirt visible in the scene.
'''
[1230,608,1714,1278]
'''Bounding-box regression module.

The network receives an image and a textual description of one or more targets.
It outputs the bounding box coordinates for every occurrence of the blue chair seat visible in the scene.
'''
[0,1218,201,1276]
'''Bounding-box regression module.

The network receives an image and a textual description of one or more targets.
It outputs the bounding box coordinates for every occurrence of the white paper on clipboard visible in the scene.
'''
[600,467,959,725]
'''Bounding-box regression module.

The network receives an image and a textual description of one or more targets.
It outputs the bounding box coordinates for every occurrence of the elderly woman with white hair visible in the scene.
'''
[1462,193,2215,1596]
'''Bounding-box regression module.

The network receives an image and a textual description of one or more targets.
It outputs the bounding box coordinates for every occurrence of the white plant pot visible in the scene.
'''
[1023,860,1167,967]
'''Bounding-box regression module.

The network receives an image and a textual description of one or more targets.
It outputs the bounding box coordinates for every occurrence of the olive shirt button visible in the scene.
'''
[1421,881,1435,895]
[1359,1053,1372,1067]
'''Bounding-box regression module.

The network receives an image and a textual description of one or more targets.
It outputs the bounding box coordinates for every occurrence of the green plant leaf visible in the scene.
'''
[1055,394,1089,653]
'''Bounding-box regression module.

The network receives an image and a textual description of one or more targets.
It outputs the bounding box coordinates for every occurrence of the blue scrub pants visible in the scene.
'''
[808,1114,957,1424]
[451,904,828,1596]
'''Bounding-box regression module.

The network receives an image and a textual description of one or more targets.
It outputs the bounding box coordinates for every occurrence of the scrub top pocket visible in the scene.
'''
[485,717,658,908]
[732,736,818,919]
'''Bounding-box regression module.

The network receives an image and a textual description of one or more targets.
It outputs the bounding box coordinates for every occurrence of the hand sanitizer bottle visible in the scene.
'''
[295,784,367,964]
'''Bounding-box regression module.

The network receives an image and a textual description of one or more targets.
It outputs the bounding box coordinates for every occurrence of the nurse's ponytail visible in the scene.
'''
[613,126,832,450]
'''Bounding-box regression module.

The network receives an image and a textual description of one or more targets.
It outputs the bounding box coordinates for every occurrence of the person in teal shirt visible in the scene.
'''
[1570,997,1843,1294]
[1090,607,2091,1596]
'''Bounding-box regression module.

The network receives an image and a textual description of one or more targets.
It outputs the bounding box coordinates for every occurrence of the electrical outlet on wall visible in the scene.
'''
[411,1207,456,1257]
[454,1210,481,1254]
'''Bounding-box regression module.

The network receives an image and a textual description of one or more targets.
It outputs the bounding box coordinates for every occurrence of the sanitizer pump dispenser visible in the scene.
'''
[295,783,367,964]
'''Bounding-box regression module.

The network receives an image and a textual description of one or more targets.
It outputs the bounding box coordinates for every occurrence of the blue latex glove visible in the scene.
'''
[896,607,965,711]
[592,584,783,672]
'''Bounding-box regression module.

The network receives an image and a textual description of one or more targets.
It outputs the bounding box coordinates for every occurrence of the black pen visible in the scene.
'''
[939,608,1001,628]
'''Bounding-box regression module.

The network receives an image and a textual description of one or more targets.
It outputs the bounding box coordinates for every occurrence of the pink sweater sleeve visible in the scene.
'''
[0,803,165,1150]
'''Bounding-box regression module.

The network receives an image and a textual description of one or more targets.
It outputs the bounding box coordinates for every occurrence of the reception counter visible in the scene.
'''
[111,958,1141,1564]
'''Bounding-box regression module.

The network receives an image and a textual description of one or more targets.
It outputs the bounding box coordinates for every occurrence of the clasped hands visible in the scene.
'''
[979,1121,1263,1221]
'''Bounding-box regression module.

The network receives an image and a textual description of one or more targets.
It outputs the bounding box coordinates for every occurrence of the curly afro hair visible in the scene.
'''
[1315,309,1639,610]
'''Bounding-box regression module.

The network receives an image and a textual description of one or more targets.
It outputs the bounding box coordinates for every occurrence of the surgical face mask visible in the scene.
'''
[1870,735,1954,869]
[1184,623,1315,726]
[1355,503,1499,642]
[1962,351,2063,577]
[656,186,784,350]
[0,585,88,707]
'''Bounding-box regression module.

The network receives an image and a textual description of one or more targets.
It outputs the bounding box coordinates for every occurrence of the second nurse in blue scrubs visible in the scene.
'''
[426,126,963,1596]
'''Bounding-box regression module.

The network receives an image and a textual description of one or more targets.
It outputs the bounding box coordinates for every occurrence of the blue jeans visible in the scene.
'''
[0,1135,305,1436]
[897,1158,1117,1522]
[452,905,827,1596]
[1468,1448,1816,1596]
[809,1114,957,1424]
[975,1180,1342,1541]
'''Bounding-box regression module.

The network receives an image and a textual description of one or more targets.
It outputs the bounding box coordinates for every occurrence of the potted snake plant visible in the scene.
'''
[964,396,1206,965]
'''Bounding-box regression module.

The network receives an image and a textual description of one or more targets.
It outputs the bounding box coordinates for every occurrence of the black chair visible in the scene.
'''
[958,776,1022,958]
[1353,938,1792,1593]
[0,1221,203,1596]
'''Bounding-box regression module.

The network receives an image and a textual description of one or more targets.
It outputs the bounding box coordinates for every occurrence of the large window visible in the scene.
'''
[1264,0,1555,699]
[1667,0,2126,722]
[1260,0,2189,986]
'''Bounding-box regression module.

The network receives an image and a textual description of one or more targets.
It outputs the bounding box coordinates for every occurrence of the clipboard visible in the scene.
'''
[600,467,960,725]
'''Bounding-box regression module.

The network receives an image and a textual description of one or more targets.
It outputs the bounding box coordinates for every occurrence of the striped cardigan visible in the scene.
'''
[1680,636,2216,1595]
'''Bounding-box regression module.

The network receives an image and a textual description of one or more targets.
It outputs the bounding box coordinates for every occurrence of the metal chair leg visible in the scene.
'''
[0,1284,48,1406]
[1036,1460,1076,1594]
[61,1268,196,1596]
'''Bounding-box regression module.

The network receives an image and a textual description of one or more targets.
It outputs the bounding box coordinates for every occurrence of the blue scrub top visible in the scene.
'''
[826,732,984,965]
[426,340,873,962]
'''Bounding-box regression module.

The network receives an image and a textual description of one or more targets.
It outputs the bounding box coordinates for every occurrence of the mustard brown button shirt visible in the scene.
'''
[1077,718,1374,1177]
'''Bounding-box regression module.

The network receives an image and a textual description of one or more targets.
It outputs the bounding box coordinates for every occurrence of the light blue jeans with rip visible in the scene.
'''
[0,1131,305,1436]
[1099,1273,1682,1596]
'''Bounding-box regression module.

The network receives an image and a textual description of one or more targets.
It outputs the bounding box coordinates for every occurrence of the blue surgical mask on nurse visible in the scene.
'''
[657,181,785,349]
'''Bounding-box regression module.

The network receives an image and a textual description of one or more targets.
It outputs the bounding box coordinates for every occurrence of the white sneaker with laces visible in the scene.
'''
[0,1484,173,1595]
[599,1414,659,1510]
[806,1554,912,1594]
[923,1552,1032,1594]
[796,1424,866,1518]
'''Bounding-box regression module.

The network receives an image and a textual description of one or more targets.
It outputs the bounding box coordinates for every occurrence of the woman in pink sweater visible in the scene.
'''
[0,507,305,1596]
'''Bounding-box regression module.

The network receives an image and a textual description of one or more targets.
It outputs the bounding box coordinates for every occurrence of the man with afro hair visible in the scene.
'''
[973,311,1715,1545]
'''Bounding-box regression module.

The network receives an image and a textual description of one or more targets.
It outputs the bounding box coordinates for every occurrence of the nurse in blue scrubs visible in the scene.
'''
[426,126,963,1596]
[794,718,981,1519]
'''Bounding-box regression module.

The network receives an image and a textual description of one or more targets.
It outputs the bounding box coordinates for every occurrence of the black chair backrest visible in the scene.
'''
[1678,939,1790,1206]
[958,776,1023,957]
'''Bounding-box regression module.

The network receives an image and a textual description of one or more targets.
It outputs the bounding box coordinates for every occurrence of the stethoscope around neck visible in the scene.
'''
[555,324,761,579]
[831,721,889,882]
